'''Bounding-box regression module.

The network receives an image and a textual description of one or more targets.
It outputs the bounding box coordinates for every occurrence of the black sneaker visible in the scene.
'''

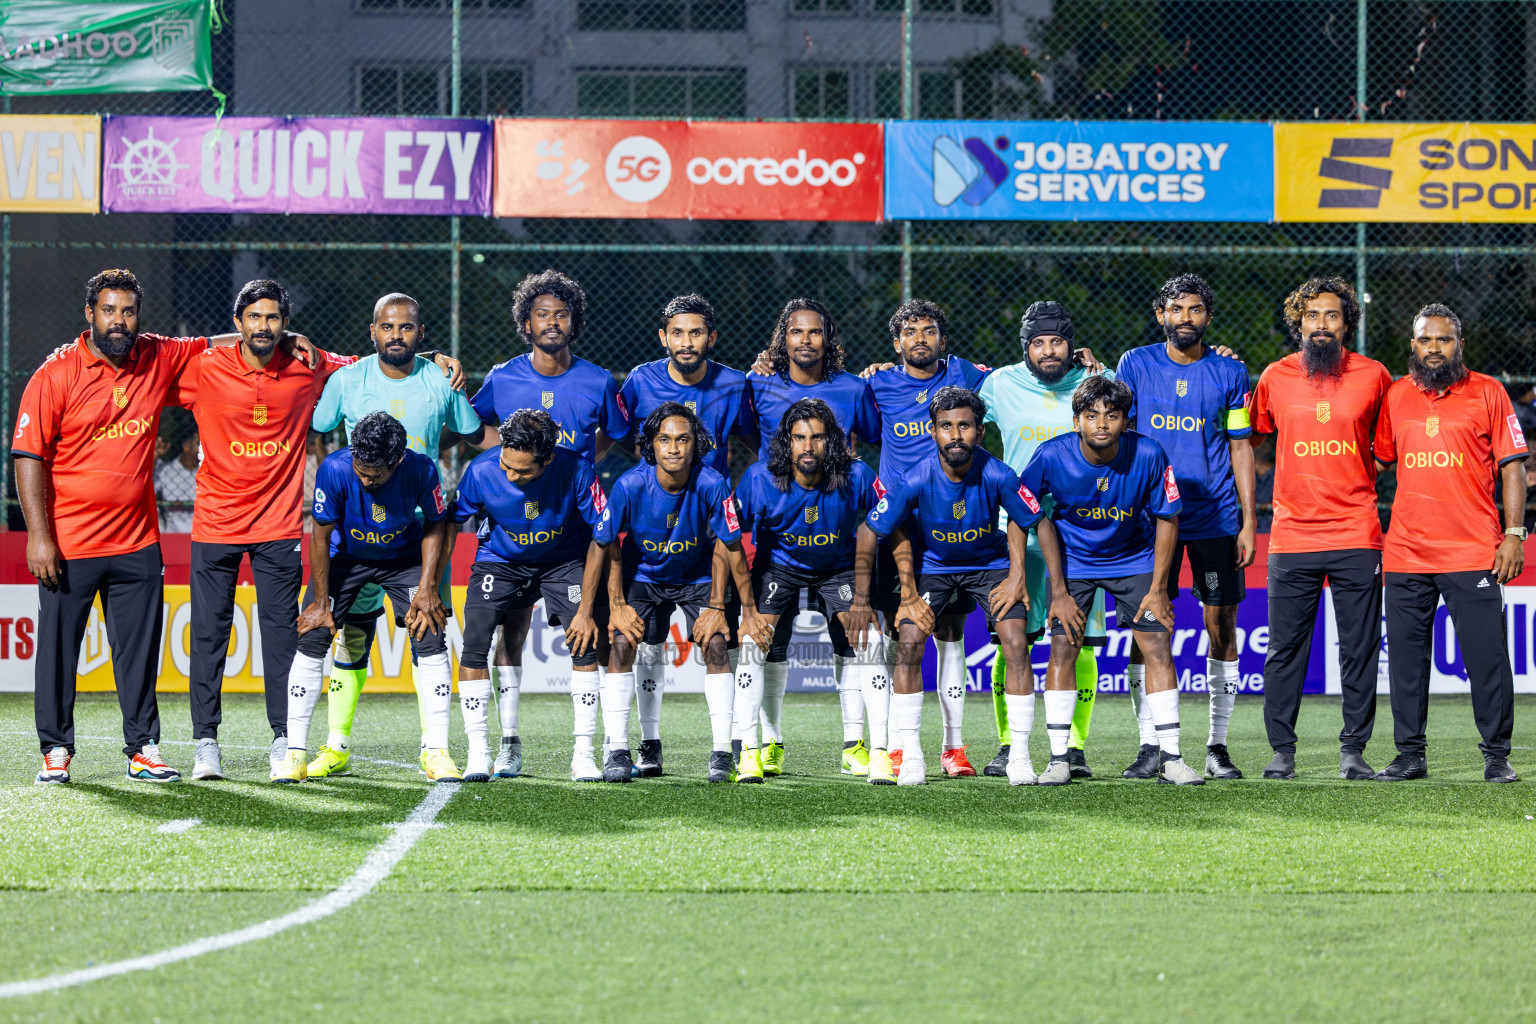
[1262,750,1297,779]
[1374,753,1426,781]
[602,749,634,783]
[1485,755,1519,783]
[635,738,663,778]
[707,750,735,783]
[1121,744,1160,779]
[1066,747,1092,778]
[1204,744,1242,779]
[982,744,1010,777]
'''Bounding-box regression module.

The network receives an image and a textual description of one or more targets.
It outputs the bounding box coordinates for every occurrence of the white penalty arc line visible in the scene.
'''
[0,783,457,999]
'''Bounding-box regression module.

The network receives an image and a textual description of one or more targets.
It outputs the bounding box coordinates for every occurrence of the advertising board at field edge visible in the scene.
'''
[1275,122,1536,222]
[493,118,883,221]
[884,120,1274,221]
[101,115,493,215]
[0,114,100,213]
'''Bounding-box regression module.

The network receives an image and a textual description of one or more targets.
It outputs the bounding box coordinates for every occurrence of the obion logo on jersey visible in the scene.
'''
[495,119,883,221]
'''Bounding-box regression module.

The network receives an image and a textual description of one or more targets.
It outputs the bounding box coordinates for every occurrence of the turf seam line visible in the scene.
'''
[0,783,456,998]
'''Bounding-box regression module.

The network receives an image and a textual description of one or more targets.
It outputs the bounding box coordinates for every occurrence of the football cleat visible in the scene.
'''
[269,735,288,773]
[760,741,785,776]
[494,737,523,779]
[306,746,351,779]
[868,748,897,785]
[603,749,635,783]
[1262,750,1297,779]
[1374,753,1426,781]
[1204,744,1242,780]
[1122,744,1161,779]
[888,748,904,772]
[1339,751,1375,781]
[419,748,463,784]
[841,740,870,776]
[463,748,493,783]
[982,744,1011,778]
[35,746,71,785]
[1006,751,1037,786]
[896,750,926,786]
[941,746,977,778]
[635,738,663,778]
[737,747,765,783]
[270,748,308,784]
[1485,755,1519,784]
[1157,753,1206,786]
[128,745,180,783]
[570,751,603,782]
[191,738,223,781]
[1036,755,1073,786]
[707,750,736,783]
[1066,747,1092,779]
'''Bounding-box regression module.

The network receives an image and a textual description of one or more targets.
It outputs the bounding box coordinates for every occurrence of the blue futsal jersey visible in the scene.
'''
[619,359,757,477]
[735,459,880,573]
[594,463,741,586]
[748,371,881,462]
[1015,431,1182,578]
[453,447,606,566]
[867,357,990,485]
[865,447,1034,574]
[470,353,630,463]
[1115,344,1251,539]
[312,449,447,561]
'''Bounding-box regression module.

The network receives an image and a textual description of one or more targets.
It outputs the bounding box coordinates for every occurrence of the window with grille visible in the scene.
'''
[577,1,746,31]
[576,69,746,117]
[357,64,525,116]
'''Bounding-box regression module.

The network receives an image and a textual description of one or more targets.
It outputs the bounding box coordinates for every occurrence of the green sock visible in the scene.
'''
[1068,648,1098,749]
[992,648,1010,746]
[325,665,367,742]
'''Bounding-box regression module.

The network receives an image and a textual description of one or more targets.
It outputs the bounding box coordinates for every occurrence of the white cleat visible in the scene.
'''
[1006,753,1037,786]
[493,737,523,779]
[191,738,224,781]
[1036,756,1073,786]
[896,749,927,786]
[463,748,493,783]
[1158,755,1207,786]
[570,752,603,782]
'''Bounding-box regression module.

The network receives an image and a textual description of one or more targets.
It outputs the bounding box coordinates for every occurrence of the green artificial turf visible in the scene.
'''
[1,691,1533,1022]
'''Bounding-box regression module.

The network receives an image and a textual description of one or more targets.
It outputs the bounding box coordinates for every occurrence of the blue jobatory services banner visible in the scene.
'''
[884,120,1274,222]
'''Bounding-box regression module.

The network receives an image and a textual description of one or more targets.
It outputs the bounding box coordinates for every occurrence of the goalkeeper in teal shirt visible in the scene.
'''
[977,302,1106,778]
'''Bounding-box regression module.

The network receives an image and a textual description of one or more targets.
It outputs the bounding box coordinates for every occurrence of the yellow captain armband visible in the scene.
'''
[1225,407,1251,431]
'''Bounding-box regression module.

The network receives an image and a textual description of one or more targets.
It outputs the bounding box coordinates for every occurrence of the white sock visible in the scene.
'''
[635,642,665,741]
[600,671,636,752]
[935,639,966,749]
[1043,689,1075,757]
[1005,691,1035,760]
[325,731,349,752]
[417,652,453,750]
[857,637,890,750]
[1145,687,1181,757]
[704,672,734,752]
[761,661,787,744]
[458,676,493,755]
[493,664,522,739]
[1129,663,1156,746]
[835,653,865,744]
[891,691,924,759]
[1207,658,1239,746]
[734,637,765,747]
[571,670,600,757]
[285,653,326,752]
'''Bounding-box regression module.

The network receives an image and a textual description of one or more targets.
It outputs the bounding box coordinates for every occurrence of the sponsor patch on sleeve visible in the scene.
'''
[589,480,608,513]
[1509,414,1528,450]
[1163,466,1181,503]
[432,484,447,515]
[1017,482,1041,515]
[722,496,741,534]
[873,476,888,499]
[615,390,629,421]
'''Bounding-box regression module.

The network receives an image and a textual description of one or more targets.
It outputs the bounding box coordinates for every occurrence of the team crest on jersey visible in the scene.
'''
[252,402,267,426]
[1176,379,1188,397]
[805,506,819,524]
[916,389,929,405]
[541,390,554,409]
[952,500,965,520]
[1316,402,1331,423]
[371,502,386,523]
[1096,476,1109,491]
[112,385,128,409]
[666,512,678,528]
[524,501,539,519]
[1425,415,1440,438]
[684,400,697,413]
[1042,392,1058,411]
[390,399,406,420]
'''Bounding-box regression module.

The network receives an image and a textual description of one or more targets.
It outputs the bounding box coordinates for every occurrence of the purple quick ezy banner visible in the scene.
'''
[102,115,492,215]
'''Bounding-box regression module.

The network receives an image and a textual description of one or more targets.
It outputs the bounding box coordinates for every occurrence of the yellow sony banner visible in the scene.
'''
[1276,122,1536,222]
[0,114,99,212]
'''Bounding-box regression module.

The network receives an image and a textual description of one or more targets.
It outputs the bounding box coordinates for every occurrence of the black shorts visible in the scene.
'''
[298,556,449,658]
[462,559,606,669]
[1168,535,1246,605]
[756,561,857,618]
[877,539,974,621]
[906,567,1027,629]
[623,579,736,648]
[1053,573,1167,636]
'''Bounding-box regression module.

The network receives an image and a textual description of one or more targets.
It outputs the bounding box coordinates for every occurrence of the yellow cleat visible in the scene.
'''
[307,746,351,779]
[737,746,765,783]
[419,748,463,784]
[760,741,785,776]
[868,748,897,785]
[270,748,308,784]
[842,739,871,776]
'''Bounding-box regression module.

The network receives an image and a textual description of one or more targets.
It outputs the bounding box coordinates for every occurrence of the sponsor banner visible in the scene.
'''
[102,115,493,215]
[493,118,882,221]
[884,120,1273,221]
[1276,122,1536,222]
[0,1,213,97]
[0,114,99,212]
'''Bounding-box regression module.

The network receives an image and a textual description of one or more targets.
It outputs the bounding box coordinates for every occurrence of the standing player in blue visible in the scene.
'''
[1115,274,1256,780]
[594,403,755,783]
[618,293,756,776]
[866,299,991,778]
[864,387,1034,786]
[276,413,458,783]
[734,399,888,782]
[470,270,631,778]
[452,409,609,782]
[747,298,881,776]
[1015,376,1205,786]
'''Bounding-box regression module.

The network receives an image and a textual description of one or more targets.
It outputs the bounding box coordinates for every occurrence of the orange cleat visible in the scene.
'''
[941,746,977,777]
[889,749,904,772]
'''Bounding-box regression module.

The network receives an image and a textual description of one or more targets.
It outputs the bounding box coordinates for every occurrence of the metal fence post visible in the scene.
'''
[1355,0,1368,355]
[2,211,9,529]
[450,0,462,366]
[899,0,914,305]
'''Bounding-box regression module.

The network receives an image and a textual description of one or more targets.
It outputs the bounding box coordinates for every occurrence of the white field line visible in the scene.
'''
[154,818,201,835]
[0,782,456,998]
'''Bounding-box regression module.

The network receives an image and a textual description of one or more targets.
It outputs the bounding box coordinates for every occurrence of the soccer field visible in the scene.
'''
[1,692,1533,1023]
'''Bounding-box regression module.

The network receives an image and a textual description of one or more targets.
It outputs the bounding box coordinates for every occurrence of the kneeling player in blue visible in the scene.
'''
[864,387,1034,786]
[453,410,609,782]
[594,402,757,783]
[1014,376,1204,785]
[277,412,456,784]
[733,399,887,783]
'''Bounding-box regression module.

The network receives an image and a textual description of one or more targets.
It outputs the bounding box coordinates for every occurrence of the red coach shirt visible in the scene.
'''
[12,332,207,559]
[1374,371,1528,574]
[175,344,355,544]
[1250,350,1392,554]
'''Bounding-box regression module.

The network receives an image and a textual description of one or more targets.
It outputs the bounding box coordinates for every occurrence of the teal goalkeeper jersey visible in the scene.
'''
[979,361,1113,489]
[311,354,482,456]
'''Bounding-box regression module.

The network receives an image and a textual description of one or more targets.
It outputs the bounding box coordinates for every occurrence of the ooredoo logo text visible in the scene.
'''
[603,135,867,202]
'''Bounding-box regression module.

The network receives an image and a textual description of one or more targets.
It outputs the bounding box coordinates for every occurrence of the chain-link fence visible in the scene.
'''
[6,0,1536,525]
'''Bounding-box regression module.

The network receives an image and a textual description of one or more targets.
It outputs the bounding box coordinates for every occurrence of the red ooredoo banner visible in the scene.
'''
[493,119,882,221]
